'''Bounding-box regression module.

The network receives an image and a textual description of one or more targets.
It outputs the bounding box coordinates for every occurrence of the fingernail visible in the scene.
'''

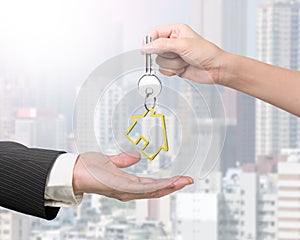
[182,177,194,185]
[188,178,194,185]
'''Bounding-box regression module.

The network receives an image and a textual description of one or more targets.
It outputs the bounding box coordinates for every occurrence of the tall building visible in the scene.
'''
[175,193,220,240]
[221,168,278,240]
[277,148,300,240]
[173,172,222,240]
[258,175,278,240]
[256,0,300,156]
[220,169,259,240]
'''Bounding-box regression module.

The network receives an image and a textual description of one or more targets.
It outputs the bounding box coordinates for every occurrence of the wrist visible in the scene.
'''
[73,155,85,195]
[215,51,237,87]
[218,52,259,95]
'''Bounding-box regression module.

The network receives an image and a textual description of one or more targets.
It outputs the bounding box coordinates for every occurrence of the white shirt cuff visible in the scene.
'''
[44,153,83,207]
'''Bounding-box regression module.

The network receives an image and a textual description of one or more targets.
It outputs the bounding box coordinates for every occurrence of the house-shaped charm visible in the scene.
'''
[125,107,169,160]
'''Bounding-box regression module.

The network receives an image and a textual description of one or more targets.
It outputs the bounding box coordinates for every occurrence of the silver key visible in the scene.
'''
[138,36,162,99]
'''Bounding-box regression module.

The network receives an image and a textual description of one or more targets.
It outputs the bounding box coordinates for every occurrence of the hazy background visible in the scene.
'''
[3,1,299,240]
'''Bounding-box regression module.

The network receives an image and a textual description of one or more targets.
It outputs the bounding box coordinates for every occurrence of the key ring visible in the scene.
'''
[144,96,156,111]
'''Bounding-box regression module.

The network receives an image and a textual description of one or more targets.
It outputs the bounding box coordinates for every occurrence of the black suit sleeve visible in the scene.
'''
[0,141,66,220]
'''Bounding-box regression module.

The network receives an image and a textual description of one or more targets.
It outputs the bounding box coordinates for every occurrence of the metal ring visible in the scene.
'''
[144,97,156,111]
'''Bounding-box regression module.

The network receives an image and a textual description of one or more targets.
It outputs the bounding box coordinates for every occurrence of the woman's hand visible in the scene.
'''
[143,23,227,85]
[143,23,300,117]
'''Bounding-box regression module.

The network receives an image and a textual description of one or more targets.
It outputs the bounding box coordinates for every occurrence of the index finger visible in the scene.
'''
[148,24,179,40]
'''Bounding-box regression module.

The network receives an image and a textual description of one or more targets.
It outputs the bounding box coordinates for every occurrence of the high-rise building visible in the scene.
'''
[256,0,300,156]
[258,175,278,240]
[220,169,259,240]
[277,148,300,240]
[175,192,220,240]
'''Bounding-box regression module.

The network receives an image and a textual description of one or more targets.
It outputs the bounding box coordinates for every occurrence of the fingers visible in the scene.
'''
[143,23,196,56]
[156,55,187,77]
[158,52,179,59]
[159,68,186,77]
[117,175,193,193]
[148,24,181,40]
[143,38,184,55]
[155,53,184,77]
[147,23,193,40]
[115,176,194,202]
[159,69,177,77]
[143,48,188,78]
[141,181,187,199]
[108,152,141,168]
[156,55,189,70]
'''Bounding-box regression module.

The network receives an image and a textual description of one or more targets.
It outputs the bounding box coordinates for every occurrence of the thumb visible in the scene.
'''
[108,152,141,168]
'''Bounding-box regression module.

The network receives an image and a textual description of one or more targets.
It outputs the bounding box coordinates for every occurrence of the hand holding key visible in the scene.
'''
[142,23,226,85]
[143,23,300,117]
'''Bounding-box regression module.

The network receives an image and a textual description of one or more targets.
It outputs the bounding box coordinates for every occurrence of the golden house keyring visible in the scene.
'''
[125,36,169,160]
